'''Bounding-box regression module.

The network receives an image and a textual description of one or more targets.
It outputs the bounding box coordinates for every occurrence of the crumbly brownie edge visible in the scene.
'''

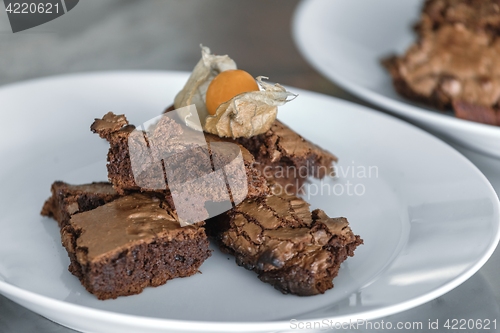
[105,130,142,194]
[258,234,362,295]
[40,181,120,228]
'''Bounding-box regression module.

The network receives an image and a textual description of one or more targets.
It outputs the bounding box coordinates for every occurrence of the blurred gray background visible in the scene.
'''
[0,0,349,97]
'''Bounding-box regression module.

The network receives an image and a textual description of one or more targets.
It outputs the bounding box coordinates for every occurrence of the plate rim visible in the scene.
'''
[0,70,499,332]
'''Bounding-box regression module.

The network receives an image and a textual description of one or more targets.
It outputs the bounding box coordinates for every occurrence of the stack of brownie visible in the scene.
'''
[41,108,362,300]
[384,0,500,126]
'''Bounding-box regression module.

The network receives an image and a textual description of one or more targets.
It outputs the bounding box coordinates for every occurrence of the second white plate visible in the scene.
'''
[0,72,498,333]
[293,0,500,157]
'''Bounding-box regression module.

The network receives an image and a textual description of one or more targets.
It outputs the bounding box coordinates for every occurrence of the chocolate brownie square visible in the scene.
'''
[41,182,211,300]
[91,112,269,205]
[207,193,362,296]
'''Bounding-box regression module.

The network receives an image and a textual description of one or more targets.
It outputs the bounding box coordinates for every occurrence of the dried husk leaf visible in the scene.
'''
[174,45,236,131]
[203,76,297,138]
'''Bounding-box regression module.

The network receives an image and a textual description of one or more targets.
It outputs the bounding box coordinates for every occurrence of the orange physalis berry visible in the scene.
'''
[205,69,259,115]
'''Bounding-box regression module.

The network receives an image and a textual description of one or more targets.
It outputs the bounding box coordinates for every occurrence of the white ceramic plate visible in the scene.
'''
[0,72,498,333]
[293,0,500,158]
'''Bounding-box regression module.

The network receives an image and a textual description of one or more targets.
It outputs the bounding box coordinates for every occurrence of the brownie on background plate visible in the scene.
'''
[417,0,500,34]
[384,0,500,126]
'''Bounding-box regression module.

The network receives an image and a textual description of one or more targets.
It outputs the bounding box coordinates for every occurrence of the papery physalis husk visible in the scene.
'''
[174,45,236,131]
[204,76,296,138]
[174,46,297,138]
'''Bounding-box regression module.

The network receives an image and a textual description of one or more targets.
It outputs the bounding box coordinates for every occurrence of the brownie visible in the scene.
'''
[236,120,338,193]
[41,181,120,229]
[56,192,211,300]
[91,112,269,208]
[206,193,362,296]
[417,0,500,35]
[163,105,337,194]
[384,16,500,126]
